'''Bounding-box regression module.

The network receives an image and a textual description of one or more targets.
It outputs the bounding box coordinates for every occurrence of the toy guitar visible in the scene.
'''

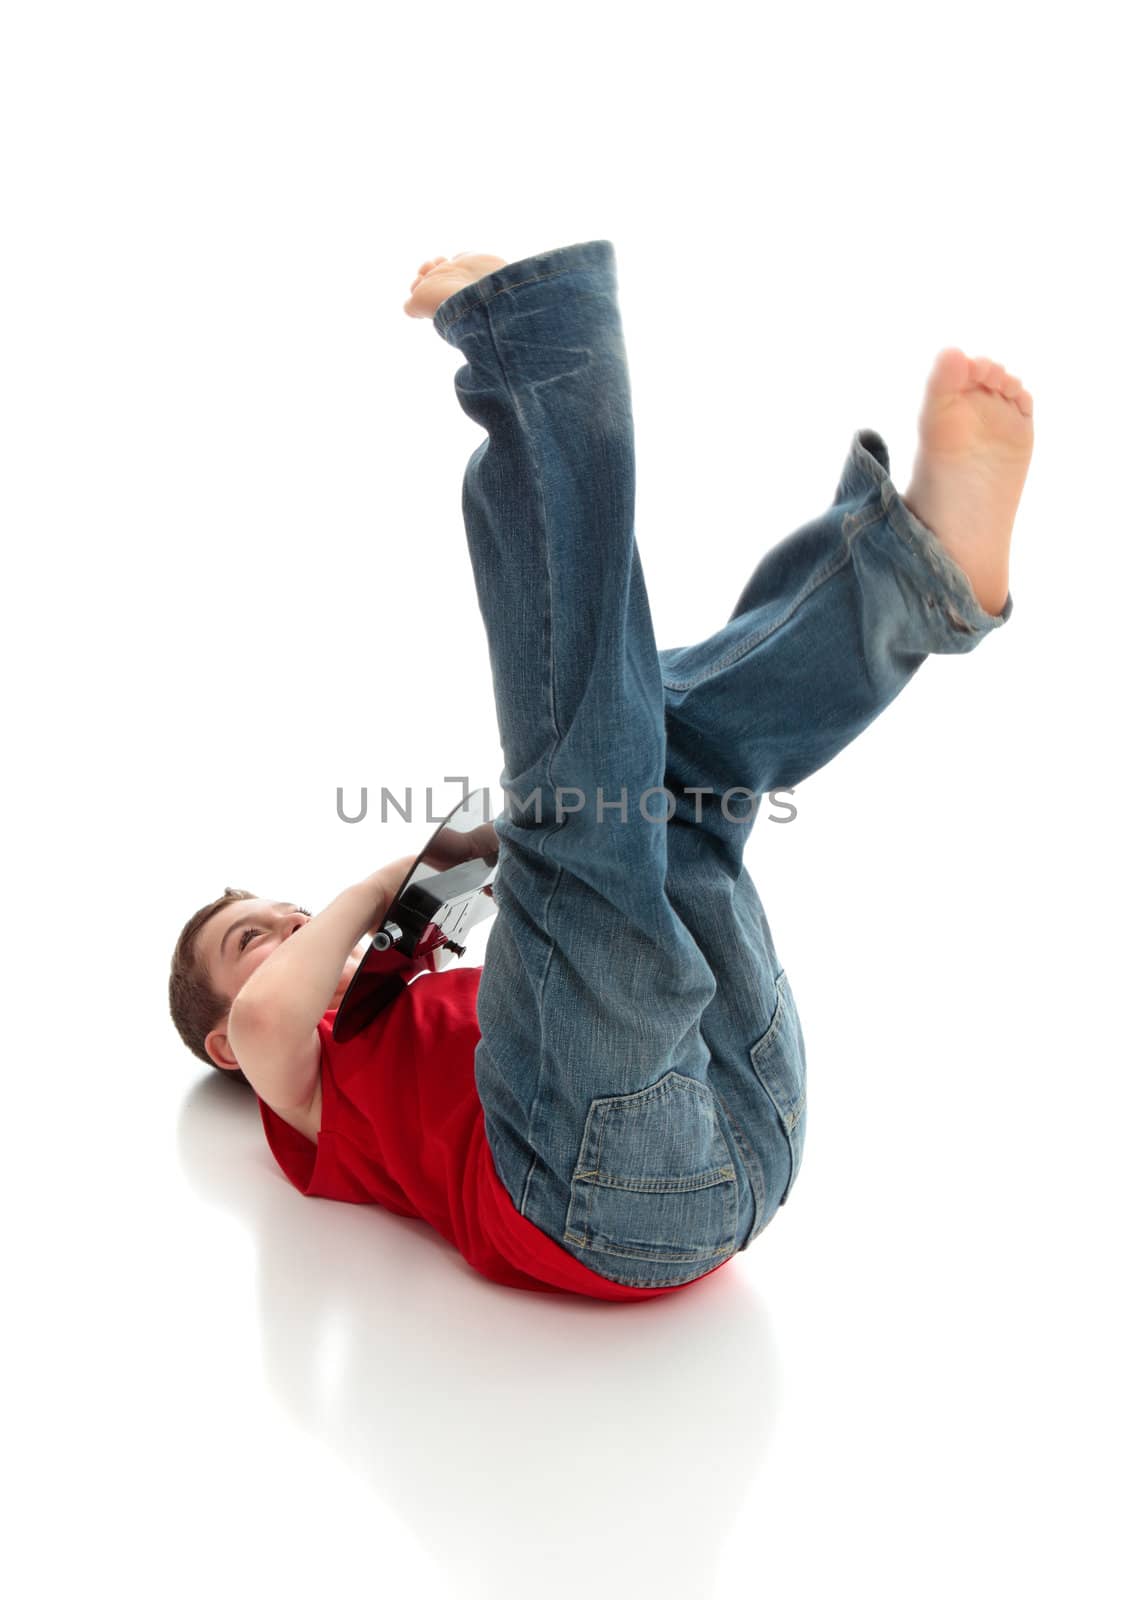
[332,787,500,1043]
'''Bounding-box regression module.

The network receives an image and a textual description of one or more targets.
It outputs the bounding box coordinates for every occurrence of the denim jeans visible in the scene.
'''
[433,240,1011,1289]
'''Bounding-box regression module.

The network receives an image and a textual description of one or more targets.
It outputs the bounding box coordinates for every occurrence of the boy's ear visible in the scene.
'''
[204,1023,239,1073]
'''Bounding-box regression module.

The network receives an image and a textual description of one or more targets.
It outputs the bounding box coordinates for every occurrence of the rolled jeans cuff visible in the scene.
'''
[846,427,1014,639]
[433,239,618,343]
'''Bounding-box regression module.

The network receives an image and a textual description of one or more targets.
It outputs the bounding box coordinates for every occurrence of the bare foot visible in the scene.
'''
[901,347,1034,616]
[402,252,509,320]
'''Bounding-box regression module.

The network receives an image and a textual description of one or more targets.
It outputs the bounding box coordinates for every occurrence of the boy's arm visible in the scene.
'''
[228,858,415,1107]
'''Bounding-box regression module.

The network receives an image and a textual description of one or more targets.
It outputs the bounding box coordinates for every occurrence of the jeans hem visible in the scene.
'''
[433,239,618,342]
[848,427,1014,636]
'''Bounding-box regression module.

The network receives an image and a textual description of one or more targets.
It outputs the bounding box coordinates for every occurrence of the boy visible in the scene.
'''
[169,241,1032,1301]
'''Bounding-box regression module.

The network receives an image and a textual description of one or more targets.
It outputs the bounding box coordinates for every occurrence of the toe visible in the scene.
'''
[966,355,1033,416]
[970,357,1005,391]
[929,346,972,396]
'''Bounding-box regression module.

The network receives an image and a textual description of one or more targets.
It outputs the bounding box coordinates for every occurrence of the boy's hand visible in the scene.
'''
[359,854,419,935]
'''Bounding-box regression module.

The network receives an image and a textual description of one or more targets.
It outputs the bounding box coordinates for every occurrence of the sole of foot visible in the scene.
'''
[901,347,1034,617]
[403,253,509,320]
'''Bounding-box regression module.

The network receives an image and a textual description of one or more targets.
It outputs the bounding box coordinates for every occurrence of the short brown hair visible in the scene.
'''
[169,887,257,1089]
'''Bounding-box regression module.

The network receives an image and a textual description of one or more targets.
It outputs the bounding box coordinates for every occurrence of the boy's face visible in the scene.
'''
[199,898,365,1016]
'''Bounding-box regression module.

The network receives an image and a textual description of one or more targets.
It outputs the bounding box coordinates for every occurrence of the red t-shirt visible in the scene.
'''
[256,965,733,1301]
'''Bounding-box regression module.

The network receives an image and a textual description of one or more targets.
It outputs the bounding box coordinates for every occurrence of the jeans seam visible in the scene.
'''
[749,969,791,1061]
[517,856,564,1217]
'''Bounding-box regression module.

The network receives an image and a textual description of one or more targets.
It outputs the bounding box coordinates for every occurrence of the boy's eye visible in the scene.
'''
[238,909,311,955]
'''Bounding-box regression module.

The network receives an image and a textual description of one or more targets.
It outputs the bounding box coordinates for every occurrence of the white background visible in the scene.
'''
[3,1,1122,1595]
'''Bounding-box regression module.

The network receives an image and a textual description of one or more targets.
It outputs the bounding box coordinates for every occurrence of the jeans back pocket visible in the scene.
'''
[749,969,807,1205]
[563,1070,739,1288]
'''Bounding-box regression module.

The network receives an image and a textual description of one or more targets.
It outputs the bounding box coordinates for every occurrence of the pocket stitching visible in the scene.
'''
[563,1070,741,1266]
[580,1070,737,1186]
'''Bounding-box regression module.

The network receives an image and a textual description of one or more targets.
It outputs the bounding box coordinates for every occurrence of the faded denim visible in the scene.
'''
[433,240,1011,1289]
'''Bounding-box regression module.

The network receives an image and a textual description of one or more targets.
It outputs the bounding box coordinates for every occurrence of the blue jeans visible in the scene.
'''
[434,240,1012,1289]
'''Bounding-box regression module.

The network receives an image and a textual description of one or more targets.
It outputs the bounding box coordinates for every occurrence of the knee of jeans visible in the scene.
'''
[563,1070,740,1287]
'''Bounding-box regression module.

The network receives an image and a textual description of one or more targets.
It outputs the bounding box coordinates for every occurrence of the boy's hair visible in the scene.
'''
[169,887,257,1089]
